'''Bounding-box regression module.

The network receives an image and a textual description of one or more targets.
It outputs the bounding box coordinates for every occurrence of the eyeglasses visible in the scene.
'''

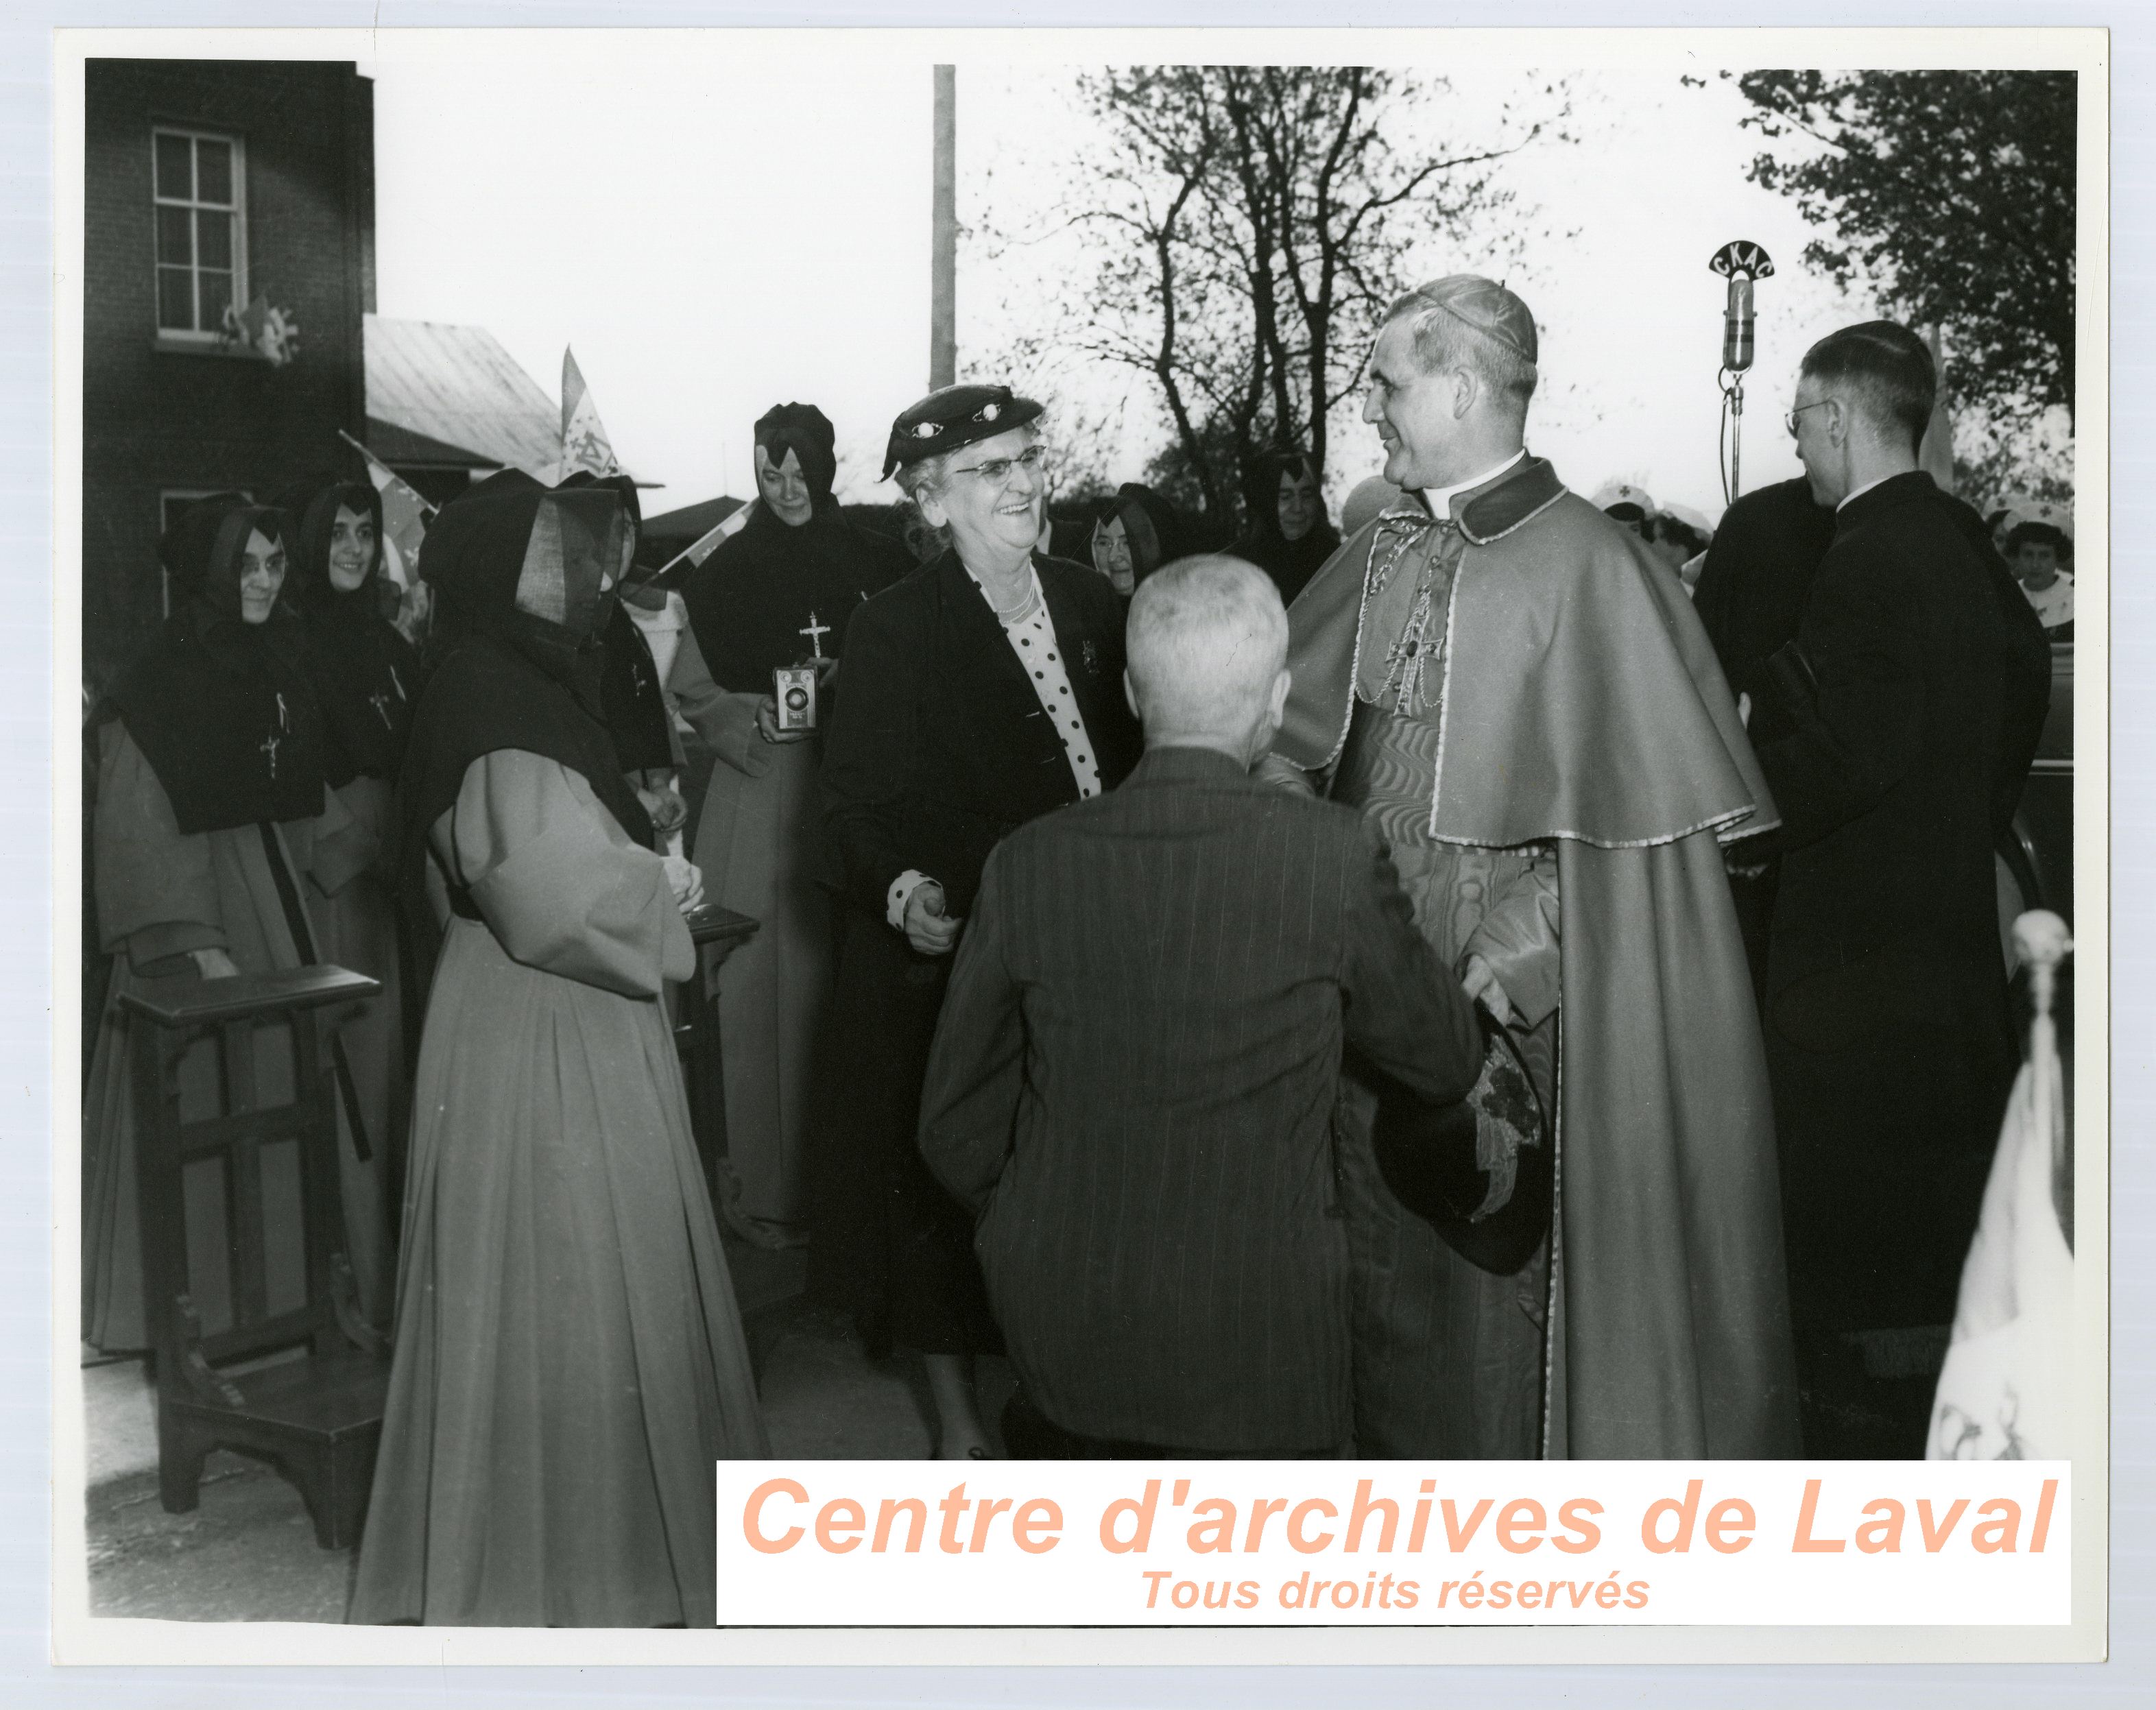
[1784,398,1836,437]
[950,444,1051,487]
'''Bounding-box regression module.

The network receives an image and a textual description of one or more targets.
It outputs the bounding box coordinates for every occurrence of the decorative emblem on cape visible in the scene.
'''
[1363,509,1457,715]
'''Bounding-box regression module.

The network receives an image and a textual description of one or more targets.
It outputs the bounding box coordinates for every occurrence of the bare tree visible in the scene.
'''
[977,67,1569,528]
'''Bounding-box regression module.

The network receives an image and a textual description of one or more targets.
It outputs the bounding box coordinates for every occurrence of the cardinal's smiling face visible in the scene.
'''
[1363,317,1478,493]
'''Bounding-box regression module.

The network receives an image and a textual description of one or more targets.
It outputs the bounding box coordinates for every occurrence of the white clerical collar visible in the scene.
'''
[1836,472,1906,511]
[1421,448,1527,518]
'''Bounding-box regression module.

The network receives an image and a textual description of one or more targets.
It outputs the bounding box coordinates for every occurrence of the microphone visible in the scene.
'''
[1708,241,1775,375]
[1722,274,1756,373]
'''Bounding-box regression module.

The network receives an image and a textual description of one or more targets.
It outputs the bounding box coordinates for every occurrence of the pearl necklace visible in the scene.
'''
[982,571,1040,625]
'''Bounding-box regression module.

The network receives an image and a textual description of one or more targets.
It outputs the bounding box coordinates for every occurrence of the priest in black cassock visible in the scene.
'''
[1691,475,1838,1005]
[1757,322,2050,1457]
[673,403,912,1246]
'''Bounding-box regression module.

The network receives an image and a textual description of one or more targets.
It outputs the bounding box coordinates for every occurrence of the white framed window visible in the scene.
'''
[158,488,247,614]
[152,127,246,339]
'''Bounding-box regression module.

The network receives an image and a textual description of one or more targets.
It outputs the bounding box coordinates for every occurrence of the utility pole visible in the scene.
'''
[930,64,957,391]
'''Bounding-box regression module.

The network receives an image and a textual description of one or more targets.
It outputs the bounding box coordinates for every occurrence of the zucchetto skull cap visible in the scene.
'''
[1404,274,1539,368]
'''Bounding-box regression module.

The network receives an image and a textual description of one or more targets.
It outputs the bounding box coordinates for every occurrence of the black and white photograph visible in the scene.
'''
[49,22,2106,1661]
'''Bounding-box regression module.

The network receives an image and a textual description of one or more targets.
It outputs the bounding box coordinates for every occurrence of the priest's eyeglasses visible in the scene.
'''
[950,445,1052,487]
[1784,398,1836,437]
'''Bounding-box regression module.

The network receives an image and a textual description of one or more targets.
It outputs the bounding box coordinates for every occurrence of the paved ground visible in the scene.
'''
[81,1240,1014,1623]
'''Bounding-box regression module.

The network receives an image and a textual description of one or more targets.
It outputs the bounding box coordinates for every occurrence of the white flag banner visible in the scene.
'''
[657,499,757,577]
[560,345,621,478]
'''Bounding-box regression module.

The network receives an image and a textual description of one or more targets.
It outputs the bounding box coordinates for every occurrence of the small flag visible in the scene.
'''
[560,346,621,479]
[339,428,435,585]
[656,500,756,579]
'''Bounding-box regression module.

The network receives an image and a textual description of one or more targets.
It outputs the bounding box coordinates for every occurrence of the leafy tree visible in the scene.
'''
[1735,71,2076,429]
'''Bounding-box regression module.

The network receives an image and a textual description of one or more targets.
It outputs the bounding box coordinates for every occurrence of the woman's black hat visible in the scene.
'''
[883,383,1043,479]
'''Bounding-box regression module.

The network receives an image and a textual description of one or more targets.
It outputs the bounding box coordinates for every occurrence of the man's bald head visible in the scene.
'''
[1125,555,1293,764]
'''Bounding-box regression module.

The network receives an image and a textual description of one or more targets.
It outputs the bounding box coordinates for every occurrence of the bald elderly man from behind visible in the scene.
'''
[918,555,1482,1458]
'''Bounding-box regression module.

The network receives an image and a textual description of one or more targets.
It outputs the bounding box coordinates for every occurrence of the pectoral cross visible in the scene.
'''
[260,731,282,779]
[799,611,830,659]
[370,688,396,730]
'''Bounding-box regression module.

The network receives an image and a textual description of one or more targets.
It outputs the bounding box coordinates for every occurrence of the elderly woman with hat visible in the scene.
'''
[810,384,1142,1458]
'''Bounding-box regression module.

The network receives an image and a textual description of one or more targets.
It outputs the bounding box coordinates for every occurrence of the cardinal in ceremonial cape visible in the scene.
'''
[673,403,912,1243]
[1267,276,1799,1458]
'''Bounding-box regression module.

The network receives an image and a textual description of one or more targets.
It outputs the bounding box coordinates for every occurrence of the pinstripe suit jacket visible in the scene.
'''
[918,743,1481,1452]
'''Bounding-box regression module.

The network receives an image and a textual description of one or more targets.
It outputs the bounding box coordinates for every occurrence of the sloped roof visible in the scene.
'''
[641,493,748,547]
[364,315,560,476]
[363,416,503,472]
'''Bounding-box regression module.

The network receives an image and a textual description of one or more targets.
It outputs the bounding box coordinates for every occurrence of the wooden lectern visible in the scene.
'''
[122,964,388,1550]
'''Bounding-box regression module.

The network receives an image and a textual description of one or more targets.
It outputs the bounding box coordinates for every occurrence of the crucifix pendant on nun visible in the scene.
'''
[260,731,281,779]
[774,610,827,733]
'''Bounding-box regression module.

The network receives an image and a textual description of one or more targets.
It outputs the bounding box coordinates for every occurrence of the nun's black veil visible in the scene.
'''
[399,477,653,868]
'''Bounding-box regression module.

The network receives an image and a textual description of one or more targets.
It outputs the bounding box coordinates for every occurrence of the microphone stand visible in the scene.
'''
[1723,368,1746,501]
[1709,241,1774,507]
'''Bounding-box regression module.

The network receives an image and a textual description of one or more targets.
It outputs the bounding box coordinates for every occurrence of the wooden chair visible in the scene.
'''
[123,964,389,1550]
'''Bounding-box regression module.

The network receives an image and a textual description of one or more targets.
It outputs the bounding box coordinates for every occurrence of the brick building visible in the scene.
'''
[81,58,375,691]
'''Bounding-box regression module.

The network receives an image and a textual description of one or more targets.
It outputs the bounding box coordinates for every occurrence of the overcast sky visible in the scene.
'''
[366,34,1893,523]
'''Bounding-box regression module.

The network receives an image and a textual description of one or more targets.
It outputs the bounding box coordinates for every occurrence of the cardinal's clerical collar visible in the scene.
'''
[1422,448,1528,519]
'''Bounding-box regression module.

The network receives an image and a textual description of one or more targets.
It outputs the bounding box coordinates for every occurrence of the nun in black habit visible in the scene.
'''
[1233,448,1339,608]
[352,476,765,1627]
[82,496,382,1351]
[670,402,912,1245]
[270,472,426,1318]
[1089,481,1200,599]
[559,469,691,841]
